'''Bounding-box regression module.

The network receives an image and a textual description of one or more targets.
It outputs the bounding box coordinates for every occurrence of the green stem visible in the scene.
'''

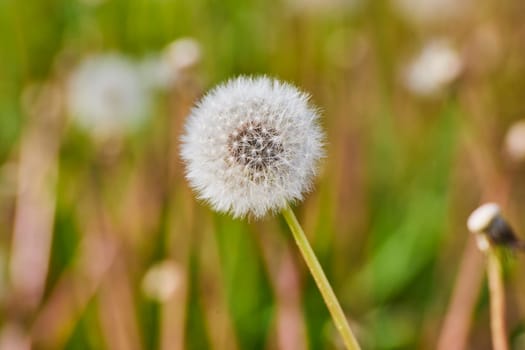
[487,248,508,350]
[281,205,361,350]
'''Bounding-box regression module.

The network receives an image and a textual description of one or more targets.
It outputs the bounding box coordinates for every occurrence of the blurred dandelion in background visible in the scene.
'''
[164,38,202,76]
[140,37,202,91]
[66,54,152,138]
[403,39,463,97]
[141,260,184,303]
[504,120,525,163]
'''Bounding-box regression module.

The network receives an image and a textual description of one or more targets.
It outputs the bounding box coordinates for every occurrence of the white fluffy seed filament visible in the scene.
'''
[227,121,283,177]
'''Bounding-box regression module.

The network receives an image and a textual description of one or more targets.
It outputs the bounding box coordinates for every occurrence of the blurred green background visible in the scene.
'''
[1,0,525,349]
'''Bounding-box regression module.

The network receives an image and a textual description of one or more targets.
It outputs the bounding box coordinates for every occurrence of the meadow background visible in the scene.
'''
[1,0,525,349]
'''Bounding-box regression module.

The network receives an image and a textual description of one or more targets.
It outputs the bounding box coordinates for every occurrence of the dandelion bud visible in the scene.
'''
[181,76,324,219]
[467,203,522,250]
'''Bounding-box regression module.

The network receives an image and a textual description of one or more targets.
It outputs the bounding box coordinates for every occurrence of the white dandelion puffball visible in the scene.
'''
[404,40,463,97]
[181,76,324,219]
[67,54,151,137]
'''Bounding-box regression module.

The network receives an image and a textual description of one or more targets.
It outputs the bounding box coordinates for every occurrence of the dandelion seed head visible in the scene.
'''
[181,76,324,219]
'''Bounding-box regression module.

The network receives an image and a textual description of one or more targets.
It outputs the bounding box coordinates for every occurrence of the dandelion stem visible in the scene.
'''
[281,205,361,350]
[487,248,509,350]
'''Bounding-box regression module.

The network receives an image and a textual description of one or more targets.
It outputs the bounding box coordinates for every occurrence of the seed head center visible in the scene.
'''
[227,121,283,173]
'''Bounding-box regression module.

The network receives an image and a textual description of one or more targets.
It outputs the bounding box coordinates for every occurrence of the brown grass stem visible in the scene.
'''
[437,238,485,350]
